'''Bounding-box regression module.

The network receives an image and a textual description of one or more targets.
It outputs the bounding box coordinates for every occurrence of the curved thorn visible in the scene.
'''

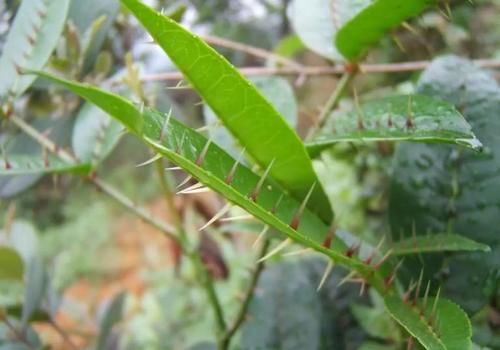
[258,238,292,263]
[159,107,172,142]
[136,153,162,167]
[338,271,357,287]
[199,203,232,231]
[252,225,269,248]
[225,147,246,184]
[177,182,205,194]
[195,139,212,166]
[176,175,193,189]
[282,248,313,257]
[165,166,181,171]
[219,215,254,223]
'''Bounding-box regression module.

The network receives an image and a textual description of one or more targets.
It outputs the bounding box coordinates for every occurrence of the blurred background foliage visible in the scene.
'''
[0,0,499,349]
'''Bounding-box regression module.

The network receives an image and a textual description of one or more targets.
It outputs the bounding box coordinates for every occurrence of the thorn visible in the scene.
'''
[225,148,246,185]
[159,108,172,142]
[250,159,275,202]
[345,240,361,258]
[252,225,269,248]
[196,120,221,132]
[176,175,193,189]
[177,182,210,195]
[257,238,292,262]
[364,236,386,265]
[403,280,417,303]
[422,280,431,311]
[406,95,414,130]
[317,261,335,291]
[175,130,187,154]
[198,203,232,231]
[413,269,424,306]
[282,248,312,257]
[165,166,181,171]
[271,194,284,214]
[136,154,162,167]
[374,249,393,270]
[290,183,316,230]
[219,215,254,223]
[353,88,365,130]
[26,32,36,45]
[322,223,336,249]
[338,271,358,287]
[384,259,404,289]
[358,279,367,296]
[195,139,211,167]
[428,287,441,326]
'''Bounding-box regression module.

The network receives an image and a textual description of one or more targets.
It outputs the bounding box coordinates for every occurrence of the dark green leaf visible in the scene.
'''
[389,56,500,313]
[121,0,333,223]
[306,95,481,156]
[391,233,490,256]
[385,296,472,350]
[336,0,435,60]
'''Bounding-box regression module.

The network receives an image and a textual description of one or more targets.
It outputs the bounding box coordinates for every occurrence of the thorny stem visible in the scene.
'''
[140,58,500,82]
[221,238,271,349]
[306,71,355,140]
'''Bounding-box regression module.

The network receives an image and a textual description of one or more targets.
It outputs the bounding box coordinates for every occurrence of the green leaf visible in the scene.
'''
[0,154,91,175]
[273,34,305,58]
[204,76,298,159]
[336,0,435,61]
[121,0,333,223]
[0,247,24,281]
[352,303,400,341]
[306,95,482,156]
[72,102,123,165]
[0,0,71,98]
[389,56,500,313]
[288,0,370,60]
[34,70,391,292]
[384,296,472,350]
[391,234,491,256]
[96,291,126,350]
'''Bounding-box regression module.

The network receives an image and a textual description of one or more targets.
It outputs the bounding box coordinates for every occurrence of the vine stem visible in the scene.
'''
[140,58,500,82]
[8,113,231,346]
[220,238,271,349]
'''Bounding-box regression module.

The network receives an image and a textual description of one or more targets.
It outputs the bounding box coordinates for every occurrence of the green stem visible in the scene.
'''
[307,71,355,140]
[221,238,271,348]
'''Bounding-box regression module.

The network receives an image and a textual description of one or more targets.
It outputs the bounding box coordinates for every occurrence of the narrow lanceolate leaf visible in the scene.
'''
[0,247,24,281]
[306,95,481,156]
[385,296,472,350]
[336,0,435,61]
[288,0,370,60]
[121,0,333,224]
[391,234,491,256]
[0,0,71,99]
[0,155,91,175]
[36,71,392,293]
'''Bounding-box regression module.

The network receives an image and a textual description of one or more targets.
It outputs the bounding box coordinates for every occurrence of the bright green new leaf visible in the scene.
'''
[0,154,91,175]
[121,0,333,223]
[391,233,491,256]
[35,70,393,293]
[0,0,70,99]
[385,296,472,350]
[306,95,481,156]
[336,0,435,60]
[0,247,24,281]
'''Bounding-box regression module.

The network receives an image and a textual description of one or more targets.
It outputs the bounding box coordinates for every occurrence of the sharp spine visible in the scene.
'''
[136,154,162,167]
[159,108,172,142]
[290,183,316,230]
[252,225,269,248]
[225,147,246,184]
[198,203,232,231]
[195,139,212,167]
[317,260,334,291]
[258,238,292,262]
